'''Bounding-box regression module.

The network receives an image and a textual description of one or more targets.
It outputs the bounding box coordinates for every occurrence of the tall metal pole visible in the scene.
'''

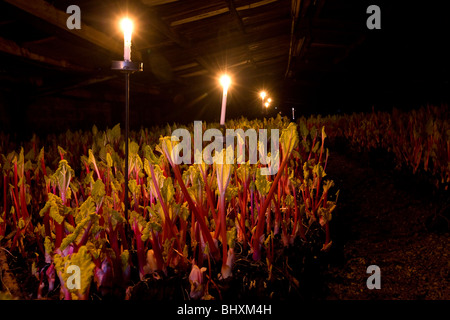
[112,60,143,249]
[124,72,130,226]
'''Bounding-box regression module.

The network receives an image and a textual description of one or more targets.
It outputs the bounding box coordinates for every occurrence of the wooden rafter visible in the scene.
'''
[141,0,179,6]
[310,42,346,49]
[333,35,366,65]
[35,75,119,97]
[0,35,91,72]
[313,0,327,18]
[225,0,246,34]
[285,0,302,77]
[224,0,259,69]
[168,0,279,26]
[3,0,142,61]
[142,5,217,74]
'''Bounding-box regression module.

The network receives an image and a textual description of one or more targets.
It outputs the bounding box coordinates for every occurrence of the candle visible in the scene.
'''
[121,18,133,61]
[219,75,231,126]
[259,91,266,112]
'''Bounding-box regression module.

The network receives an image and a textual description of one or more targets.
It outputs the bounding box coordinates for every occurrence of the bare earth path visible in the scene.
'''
[323,145,450,300]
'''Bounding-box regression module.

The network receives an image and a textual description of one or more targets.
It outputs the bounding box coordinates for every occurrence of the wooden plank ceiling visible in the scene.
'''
[0,0,370,123]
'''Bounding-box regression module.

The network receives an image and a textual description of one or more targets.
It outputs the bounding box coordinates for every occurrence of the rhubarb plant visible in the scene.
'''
[53,245,95,300]
[214,146,234,278]
[0,117,345,300]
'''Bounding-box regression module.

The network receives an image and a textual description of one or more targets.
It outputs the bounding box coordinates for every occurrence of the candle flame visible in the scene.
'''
[121,18,133,41]
[220,75,231,91]
[260,91,266,99]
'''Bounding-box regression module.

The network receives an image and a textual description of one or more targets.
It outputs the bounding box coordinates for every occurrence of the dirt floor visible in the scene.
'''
[1,139,449,301]
[322,140,450,300]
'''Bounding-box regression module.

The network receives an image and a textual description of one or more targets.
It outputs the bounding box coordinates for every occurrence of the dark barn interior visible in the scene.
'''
[0,0,449,304]
[0,0,448,138]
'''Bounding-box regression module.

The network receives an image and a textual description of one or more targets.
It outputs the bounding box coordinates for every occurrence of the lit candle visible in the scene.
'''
[259,91,266,112]
[219,75,231,126]
[121,18,133,61]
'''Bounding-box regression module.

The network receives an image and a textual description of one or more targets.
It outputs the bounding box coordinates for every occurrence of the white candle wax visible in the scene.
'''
[121,18,133,61]
[220,88,228,126]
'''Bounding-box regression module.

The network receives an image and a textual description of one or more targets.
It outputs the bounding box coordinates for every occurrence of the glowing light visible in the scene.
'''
[120,18,133,61]
[220,74,231,91]
[267,98,272,103]
[265,102,269,108]
[260,91,266,100]
[121,18,133,39]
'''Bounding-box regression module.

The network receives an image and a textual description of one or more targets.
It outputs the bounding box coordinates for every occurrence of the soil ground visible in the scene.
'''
[323,140,449,300]
[1,139,449,300]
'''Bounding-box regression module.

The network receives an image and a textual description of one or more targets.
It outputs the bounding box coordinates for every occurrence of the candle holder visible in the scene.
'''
[111,60,143,72]
[111,59,143,242]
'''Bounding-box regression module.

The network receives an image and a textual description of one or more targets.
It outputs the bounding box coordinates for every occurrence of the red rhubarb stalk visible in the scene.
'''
[172,164,220,260]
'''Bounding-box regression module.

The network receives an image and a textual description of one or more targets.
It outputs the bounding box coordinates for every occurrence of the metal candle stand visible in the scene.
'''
[111,60,143,241]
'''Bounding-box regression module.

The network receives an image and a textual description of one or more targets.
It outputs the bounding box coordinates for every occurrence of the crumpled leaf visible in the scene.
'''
[54,246,95,300]
[214,146,234,194]
[280,122,299,158]
[60,209,98,251]
[161,177,175,204]
[312,163,326,180]
[143,144,160,165]
[51,160,74,203]
[91,179,105,210]
[255,169,272,196]
[129,211,146,233]
[39,193,69,224]
[159,136,178,166]
[108,123,121,144]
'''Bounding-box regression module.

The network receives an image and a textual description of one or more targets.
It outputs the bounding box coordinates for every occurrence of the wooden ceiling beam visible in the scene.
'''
[224,0,258,69]
[310,42,347,49]
[193,19,290,58]
[179,70,209,78]
[170,7,229,27]
[141,0,179,6]
[313,0,327,19]
[3,0,142,61]
[172,62,200,72]
[285,0,302,77]
[0,35,91,72]
[236,0,280,11]
[34,75,119,97]
[225,0,258,68]
[168,0,279,26]
[225,0,246,34]
[141,4,217,74]
[333,35,366,65]
[22,36,58,46]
